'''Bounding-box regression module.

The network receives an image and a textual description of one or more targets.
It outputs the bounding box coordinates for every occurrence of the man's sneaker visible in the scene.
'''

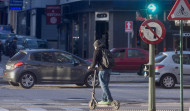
[98,100,111,105]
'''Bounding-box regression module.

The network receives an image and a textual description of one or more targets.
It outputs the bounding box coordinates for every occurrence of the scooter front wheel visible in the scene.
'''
[111,100,120,110]
[89,99,96,110]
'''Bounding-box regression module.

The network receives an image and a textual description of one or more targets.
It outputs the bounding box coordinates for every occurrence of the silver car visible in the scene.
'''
[155,51,190,89]
[3,49,99,89]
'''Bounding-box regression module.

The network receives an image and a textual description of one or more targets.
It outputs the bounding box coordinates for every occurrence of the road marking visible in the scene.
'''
[61,108,83,110]
[0,107,9,111]
[24,107,47,111]
[66,98,86,100]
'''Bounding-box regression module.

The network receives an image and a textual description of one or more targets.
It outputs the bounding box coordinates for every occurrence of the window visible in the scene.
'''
[55,52,73,63]
[30,52,41,61]
[10,52,26,61]
[173,54,190,64]
[112,49,125,58]
[155,54,167,63]
[128,49,145,57]
[41,52,54,63]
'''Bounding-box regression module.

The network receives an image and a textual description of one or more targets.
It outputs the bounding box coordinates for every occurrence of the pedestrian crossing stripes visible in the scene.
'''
[0,107,9,111]
[24,107,47,111]
[61,108,84,110]
[0,107,86,111]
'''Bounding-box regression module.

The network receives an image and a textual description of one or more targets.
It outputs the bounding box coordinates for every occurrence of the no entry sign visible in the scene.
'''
[139,19,166,44]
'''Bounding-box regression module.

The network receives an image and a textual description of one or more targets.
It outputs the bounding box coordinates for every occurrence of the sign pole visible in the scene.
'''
[128,32,130,48]
[148,15,156,111]
[148,44,156,111]
[167,0,190,110]
[139,17,166,111]
[180,20,184,111]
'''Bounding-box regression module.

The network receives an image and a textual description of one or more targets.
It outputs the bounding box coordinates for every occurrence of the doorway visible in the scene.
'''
[95,21,109,49]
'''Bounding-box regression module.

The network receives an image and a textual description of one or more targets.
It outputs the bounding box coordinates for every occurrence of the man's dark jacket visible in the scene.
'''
[90,40,109,71]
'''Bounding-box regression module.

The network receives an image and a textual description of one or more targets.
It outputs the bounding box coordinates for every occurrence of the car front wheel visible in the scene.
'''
[19,73,35,89]
[85,72,99,88]
[160,74,175,89]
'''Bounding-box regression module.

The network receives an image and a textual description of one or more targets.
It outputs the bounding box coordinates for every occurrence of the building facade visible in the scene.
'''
[6,0,190,58]
[58,0,186,58]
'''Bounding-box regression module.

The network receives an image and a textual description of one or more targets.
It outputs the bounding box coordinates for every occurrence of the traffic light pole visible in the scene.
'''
[148,15,156,111]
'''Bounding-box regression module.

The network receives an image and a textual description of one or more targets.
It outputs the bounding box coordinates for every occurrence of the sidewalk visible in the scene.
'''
[110,72,147,83]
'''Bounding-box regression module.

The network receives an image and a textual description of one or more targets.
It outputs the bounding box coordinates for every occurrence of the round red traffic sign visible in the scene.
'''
[139,19,166,44]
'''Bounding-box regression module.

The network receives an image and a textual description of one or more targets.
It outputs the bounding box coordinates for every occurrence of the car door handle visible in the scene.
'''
[175,67,178,69]
[59,66,64,68]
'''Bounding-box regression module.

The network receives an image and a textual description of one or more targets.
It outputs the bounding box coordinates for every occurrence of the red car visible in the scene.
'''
[87,48,148,72]
[110,48,149,71]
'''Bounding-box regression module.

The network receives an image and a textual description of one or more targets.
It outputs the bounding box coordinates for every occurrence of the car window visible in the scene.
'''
[17,38,24,45]
[41,52,54,63]
[0,33,9,39]
[55,52,73,63]
[155,54,167,63]
[10,51,26,61]
[128,49,145,57]
[112,49,125,58]
[26,40,38,48]
[25,39,48,49]
[172,54,190,64]
[37,41,48,48]
[30,52,41,61]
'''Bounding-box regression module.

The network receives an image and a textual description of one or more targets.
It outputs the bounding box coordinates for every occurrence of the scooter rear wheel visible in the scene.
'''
[111,100,120,110]
[89,99,96,110]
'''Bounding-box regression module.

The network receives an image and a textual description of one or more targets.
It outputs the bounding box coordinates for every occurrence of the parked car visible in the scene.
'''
[154,51,190,89]
[0,32,15,43]
[23,38,49,49]
[3,49,99,89]
[87,48,149,73]
[110,48,149,72]
[4,35,37,56]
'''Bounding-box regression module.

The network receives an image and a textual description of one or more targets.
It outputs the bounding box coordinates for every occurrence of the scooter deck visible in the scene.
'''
[97,104,111,107]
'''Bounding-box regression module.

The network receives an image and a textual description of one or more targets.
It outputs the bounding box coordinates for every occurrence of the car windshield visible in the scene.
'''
[27,40,38,48]
[155,53,167,63]
[17,38,24,45]
[27,39,48,49]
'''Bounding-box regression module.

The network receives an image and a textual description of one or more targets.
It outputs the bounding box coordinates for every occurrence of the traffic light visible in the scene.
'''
[147,1,158,15]
[144,64,150,77]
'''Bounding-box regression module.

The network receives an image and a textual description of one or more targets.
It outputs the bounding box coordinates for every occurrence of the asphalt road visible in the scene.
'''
[0,83,190,111]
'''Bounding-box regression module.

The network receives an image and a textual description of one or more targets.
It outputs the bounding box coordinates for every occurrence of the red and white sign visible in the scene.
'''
[139,19,166,44]
[125,21,133,32]
[46,5,61,24]
[167,0,190,20]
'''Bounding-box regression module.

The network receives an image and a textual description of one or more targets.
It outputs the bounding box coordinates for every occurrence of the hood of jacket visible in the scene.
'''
[93,40,105,49]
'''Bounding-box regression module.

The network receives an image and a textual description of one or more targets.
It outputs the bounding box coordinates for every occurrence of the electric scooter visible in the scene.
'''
[88,68,120,110]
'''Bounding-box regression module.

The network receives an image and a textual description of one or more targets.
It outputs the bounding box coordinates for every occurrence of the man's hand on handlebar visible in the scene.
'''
[88,66,91,70]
